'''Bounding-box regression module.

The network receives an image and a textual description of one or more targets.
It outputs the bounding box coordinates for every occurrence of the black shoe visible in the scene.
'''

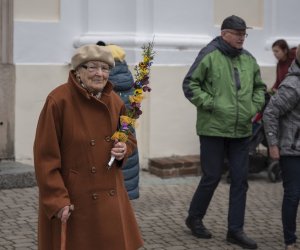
[226,231,258,249]
[185,216,212,239]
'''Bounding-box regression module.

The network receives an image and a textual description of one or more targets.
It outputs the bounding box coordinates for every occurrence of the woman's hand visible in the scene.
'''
[111,140,127,161]
[269,145,280,160]
[57,205,74,223]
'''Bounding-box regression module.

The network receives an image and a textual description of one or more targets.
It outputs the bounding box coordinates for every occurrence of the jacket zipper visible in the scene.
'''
[233,67,241,136]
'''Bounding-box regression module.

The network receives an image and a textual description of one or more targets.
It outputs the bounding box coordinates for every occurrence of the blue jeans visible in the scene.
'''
[280,156,300,245]
[188,136,249,232]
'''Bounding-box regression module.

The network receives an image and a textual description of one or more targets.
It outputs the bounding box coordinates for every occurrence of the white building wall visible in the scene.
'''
[13,0,300,167]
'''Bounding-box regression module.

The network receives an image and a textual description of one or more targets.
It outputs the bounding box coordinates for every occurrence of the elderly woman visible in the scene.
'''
[34,44,143,250]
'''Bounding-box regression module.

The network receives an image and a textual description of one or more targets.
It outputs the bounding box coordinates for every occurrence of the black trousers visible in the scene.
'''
[188,135,249,232]
[280,156,300,245]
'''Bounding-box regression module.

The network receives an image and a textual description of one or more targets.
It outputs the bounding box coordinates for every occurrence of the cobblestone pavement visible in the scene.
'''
[0,170,297,250]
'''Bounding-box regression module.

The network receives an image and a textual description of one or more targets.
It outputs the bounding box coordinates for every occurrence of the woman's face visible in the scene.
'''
[77,61,110,94]
[272,46,288,61]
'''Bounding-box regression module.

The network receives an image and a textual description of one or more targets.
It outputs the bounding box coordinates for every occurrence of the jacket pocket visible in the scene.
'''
[291,128,300,150]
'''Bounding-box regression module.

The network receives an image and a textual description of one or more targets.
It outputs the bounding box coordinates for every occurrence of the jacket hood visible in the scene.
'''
[109,61,134,91]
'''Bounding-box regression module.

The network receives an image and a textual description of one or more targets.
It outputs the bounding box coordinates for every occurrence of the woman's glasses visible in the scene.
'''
[81,64,110,73]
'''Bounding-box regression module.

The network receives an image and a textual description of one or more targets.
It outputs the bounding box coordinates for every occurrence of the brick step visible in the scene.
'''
[148,155,201,178]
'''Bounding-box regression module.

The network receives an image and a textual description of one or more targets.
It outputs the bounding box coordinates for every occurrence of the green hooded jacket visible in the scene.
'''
[183,36,266,138]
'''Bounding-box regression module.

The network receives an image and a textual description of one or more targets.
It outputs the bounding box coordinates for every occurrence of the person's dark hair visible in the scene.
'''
[96,41,106,46]
[296,44,300,64]
[272,39,289,53]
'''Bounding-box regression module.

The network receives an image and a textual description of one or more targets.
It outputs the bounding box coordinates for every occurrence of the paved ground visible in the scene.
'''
[0,170,296,250]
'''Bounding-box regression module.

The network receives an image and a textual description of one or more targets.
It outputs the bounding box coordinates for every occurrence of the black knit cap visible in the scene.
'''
[221,15,252,30]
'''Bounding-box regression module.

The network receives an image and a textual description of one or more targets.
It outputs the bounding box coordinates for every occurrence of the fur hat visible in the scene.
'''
[106,44,126,62]
[296,44,300,63]
[221,15,251,30]
[71,44,115,69]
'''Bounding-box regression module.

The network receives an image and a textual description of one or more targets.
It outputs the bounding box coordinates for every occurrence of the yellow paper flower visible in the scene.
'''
[141,68,149,76]
[111,131,128,142]
[139,62,147,69]
[120,115,136,127]
[134,89,143,96]
[129,94,144,104]
[144,56,151,63]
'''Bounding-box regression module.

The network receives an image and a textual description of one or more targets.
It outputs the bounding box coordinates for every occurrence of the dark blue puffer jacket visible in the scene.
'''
[109,60,140,200]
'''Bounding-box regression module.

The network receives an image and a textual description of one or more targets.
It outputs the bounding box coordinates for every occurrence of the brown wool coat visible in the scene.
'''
[33,71,143,250]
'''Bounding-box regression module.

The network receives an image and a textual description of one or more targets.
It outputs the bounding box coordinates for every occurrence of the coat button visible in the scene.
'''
[109,189,116,196]
[91,166,96,173]
[105,136,111,142]
[92,193,98,200]
[90,139,96,146]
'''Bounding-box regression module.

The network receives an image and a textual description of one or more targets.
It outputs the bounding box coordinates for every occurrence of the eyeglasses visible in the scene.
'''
[81,64,110,73]
[226,30,248,38]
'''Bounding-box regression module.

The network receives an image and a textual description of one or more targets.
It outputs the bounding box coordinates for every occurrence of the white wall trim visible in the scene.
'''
[73,33,213,50]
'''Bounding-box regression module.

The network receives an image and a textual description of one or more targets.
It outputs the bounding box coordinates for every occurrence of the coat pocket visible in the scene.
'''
[66,169,79,191]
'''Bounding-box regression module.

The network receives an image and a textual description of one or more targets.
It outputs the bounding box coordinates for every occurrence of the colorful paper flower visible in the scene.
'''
[111,41,155,143]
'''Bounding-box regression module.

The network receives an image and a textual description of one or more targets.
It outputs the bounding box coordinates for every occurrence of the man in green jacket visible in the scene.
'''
[182,15,265,249]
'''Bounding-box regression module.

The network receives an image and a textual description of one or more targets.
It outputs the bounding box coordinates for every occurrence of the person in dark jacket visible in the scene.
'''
[263,44,300,250]
[271,39,297,91]
[182,15,265,249]
[105,43,140,200]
